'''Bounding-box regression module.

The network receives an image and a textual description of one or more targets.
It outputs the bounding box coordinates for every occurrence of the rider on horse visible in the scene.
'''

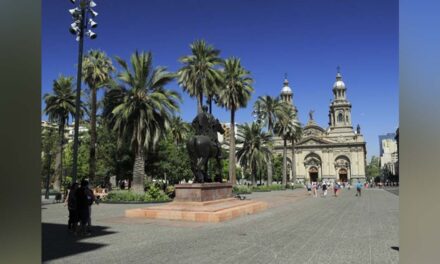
[191,106,222,159]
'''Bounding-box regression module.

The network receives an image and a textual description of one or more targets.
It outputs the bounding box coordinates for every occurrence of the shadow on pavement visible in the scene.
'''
[42,223,116,262]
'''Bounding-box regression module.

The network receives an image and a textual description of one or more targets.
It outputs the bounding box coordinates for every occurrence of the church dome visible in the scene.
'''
[333,72,346,89]
[281,78,292,94]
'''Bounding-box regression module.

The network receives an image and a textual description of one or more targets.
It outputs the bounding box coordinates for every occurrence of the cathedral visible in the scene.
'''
[273,69,367,184]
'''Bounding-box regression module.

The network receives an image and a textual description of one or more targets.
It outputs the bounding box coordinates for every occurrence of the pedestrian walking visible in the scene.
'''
[322,182,328,197]
[356,180,362,197]
[85,182,96,233]
[312,182,318,197]
[65,183,79,232]
[334,182,340,197]
[76,179,91,236]
[306,182,312,195]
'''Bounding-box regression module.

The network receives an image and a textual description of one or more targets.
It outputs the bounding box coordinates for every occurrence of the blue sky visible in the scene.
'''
[42,0,398,160]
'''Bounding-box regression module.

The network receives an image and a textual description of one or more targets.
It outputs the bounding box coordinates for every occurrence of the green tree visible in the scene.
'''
[169,116,191,145]
[43,75,76,191]
[274,106,301,186]
[366,156,380,181]
[41,124,60,190]
[110,51,180,192]
[82,50,115,182]
[289,125,302,183]
[254,96,286,185]
[218,57,254,185]
[273,154,283,183]
[177,40,223,114]
[236,122,272,186]
[146,136,193,184]
[64,130,90,181]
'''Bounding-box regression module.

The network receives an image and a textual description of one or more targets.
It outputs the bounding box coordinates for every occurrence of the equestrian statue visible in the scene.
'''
[186,105,225,183]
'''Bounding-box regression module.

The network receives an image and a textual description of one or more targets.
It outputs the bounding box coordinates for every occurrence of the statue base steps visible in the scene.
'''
[125,198,268,223]
[174,182,233,202]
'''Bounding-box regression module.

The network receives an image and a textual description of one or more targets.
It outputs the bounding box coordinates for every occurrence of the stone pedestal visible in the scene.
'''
[174,183,232,202]
[125,183,268,223]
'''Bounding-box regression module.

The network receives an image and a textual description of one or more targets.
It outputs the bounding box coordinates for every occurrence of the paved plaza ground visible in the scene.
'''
[42,188,399,264]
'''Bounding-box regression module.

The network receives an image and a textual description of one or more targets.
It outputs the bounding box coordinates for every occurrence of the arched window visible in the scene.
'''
[346,115,349,122]
[337,112,344,123]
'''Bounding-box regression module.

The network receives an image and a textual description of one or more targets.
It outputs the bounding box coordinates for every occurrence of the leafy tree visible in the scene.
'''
[218,57,254,185]
[110,51,180,192]
[274,105,301,186]
[41,125,60,189]
[254,95,286,185]
[82,50,115,182]
[236,122,272,186]
[273,154,283,183]
[274,104,298,185]
[177,40,223,114]
[43,75,76,191]
[64,130,90,181]
[169,116,191,145]
[289,125,302,183]
[366,156,380,181]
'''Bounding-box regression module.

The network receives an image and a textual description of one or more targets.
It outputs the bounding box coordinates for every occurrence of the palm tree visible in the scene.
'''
[169,116,191,145]
[110,51,180,193]
[275,106,301,186]
[218,57,254,185]
[43,75,76,191]
[254,96,287,185]
[82,50,115,183]
[236,122,272,186]
[177,39,223,114]
[289,124,302,183]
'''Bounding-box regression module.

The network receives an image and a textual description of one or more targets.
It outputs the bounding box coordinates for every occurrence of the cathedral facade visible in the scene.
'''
[273,70,367,184]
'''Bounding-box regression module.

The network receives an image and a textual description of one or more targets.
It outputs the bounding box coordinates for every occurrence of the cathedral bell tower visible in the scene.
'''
[328,67,353,131]
[280,74,298,114]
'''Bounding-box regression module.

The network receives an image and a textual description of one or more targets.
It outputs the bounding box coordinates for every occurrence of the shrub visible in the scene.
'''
[233,185,252,194]
[268,184,286,191]
[252,185,271,192]
[292,183,305,189]
[165,185,175,198]
[104,190,170,203]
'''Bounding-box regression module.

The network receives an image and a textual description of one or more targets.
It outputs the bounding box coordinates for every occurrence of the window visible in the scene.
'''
[337,113,344,122]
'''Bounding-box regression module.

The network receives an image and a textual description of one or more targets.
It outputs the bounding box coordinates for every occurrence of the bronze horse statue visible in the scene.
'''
[186,117,225,183]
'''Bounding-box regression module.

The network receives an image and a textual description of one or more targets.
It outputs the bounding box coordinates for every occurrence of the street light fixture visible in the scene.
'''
[69,0,99,184]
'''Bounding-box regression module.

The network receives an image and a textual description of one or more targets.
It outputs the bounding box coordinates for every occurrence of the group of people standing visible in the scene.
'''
[306,180,363,198]
[64,179,97,236]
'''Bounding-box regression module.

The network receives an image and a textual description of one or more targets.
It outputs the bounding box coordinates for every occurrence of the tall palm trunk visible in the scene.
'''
[132,148,145,193]
[53,121,65,192]
[89,87,97,183]
[197,91,203,114]
[267,132,273,185]
[251,163,256,187]
[229,108,237,184]
[282,138,287,186]
[208,96,213,114]
[291,139,296,183]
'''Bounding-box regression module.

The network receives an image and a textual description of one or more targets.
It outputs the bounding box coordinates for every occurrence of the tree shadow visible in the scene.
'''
[42,222,116,262]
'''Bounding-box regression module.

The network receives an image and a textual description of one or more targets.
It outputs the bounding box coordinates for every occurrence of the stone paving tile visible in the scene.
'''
[42,188,398,264]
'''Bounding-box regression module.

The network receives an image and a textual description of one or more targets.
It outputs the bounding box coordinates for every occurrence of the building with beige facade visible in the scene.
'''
[272,69,367,184]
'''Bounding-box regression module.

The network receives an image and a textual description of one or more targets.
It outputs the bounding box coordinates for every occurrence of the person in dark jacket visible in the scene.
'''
[65,183,79,231]
[76,180,91,235]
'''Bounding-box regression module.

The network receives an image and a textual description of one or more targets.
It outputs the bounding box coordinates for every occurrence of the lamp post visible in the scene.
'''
[69,0,98,184]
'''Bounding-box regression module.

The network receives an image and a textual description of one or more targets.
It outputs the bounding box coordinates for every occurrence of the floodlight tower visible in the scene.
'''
[69,0,98,184]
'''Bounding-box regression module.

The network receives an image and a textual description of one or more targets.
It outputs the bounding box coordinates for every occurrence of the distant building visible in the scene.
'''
[378,133,396,156]
[272,69,367,184]
[41,120,88,143]
[379,132,398,180]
